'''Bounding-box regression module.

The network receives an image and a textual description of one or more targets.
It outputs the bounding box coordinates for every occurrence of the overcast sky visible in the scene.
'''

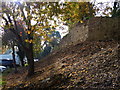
[91,0,115,2]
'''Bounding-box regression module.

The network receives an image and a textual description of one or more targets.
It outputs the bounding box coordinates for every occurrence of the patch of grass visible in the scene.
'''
[0,74,6,87]
[2,68,14,76]
[25,63,28,67]
[0,80,6,85]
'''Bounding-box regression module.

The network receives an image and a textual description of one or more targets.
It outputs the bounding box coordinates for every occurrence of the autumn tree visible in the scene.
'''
[59,2,95,26]
[2,2,62,76]
[1,1,95,76]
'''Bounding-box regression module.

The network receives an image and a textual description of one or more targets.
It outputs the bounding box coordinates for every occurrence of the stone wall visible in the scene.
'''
[59,21,89,47]
[58,17,120,48]
[87,17,120,41]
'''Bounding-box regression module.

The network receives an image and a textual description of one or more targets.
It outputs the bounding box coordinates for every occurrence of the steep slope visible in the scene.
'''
[3,40,120,89]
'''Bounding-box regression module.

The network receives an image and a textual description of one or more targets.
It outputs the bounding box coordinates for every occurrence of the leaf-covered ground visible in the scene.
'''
[2,40,120,89]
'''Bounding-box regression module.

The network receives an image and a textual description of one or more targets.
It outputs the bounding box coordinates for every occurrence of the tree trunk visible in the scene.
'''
[18,45,25,67]
[26,43,34,77]
[25,2,34,77]
[112,2,118,17]
[12,45,17,73]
